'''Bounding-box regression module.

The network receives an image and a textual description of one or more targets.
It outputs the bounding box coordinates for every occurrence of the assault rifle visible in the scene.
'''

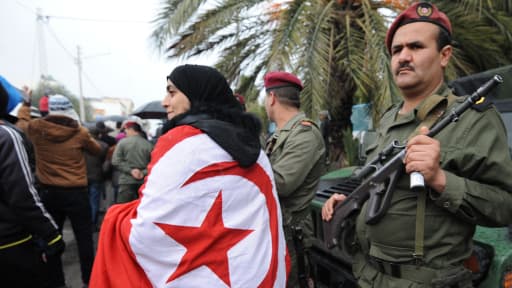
[323,75,503,253]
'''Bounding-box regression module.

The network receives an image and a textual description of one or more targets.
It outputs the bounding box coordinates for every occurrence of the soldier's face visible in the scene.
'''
[390,22,451,97]
[162,80,191,120]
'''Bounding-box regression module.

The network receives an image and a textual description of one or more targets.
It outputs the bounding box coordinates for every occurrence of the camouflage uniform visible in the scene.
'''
[266,112,325,288]
[353,84,512,287]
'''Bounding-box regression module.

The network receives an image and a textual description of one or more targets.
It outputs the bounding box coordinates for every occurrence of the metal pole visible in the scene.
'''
[36,8,48,77]
[76,46,86,122]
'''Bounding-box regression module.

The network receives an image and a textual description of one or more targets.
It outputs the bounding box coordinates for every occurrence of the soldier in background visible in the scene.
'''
[263,71,325,287]
[322,2,512,287]
[111,121,153,203]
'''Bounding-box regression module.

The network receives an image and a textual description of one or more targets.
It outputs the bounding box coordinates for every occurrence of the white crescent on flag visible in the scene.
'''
[90,125,288,288]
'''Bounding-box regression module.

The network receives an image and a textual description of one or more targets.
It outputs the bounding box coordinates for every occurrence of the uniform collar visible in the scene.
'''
[386,83,451,132]
[279,112,306,132]
[396,83,451,120]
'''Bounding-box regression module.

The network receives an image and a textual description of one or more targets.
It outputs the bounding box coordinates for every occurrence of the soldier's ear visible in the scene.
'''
[440,45,452,68]
[268,91,277,105]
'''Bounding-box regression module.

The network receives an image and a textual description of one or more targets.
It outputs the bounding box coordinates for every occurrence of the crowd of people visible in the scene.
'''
[1,2,511,288]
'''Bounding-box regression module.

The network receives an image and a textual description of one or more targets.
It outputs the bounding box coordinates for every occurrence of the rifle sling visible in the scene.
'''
[414,189,426,261]
[405,93,457,262]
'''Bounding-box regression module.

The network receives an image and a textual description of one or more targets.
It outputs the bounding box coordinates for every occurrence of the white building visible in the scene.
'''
[88,97,134,120]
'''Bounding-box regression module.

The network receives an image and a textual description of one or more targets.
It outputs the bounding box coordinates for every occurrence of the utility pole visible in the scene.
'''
[36,8,48,90]
[74,47,110,122]
[76,46,86,122]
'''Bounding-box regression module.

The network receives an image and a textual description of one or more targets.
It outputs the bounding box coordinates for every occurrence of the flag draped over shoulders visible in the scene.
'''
[90,125,288,288]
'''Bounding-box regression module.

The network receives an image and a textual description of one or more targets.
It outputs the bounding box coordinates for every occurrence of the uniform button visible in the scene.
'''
[443,202,450,208]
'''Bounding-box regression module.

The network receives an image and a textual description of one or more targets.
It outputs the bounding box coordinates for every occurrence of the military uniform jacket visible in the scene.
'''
[112,134,153,185]
[355,84,512,272]
[266,112,325,225]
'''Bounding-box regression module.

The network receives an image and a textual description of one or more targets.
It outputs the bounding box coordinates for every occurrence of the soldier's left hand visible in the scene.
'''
[321,193,347,221]
[405,126,446,192]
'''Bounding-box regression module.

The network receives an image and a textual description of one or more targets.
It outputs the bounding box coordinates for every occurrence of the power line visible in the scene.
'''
[44,24,76,61]
[46,25,105,97]
[23,4,111,98]
[12,0,141,100]
[82,70,108,98]
[14,0,36,14]
[43,22,110,99]
[14,0,149,24]
[46,15,150,24]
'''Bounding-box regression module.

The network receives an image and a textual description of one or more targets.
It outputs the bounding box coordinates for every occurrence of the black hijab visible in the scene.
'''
[167,64,241,110]
[162,65,262,168]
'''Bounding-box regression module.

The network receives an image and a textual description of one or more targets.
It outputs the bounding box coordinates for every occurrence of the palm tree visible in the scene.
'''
[151,0,512,165]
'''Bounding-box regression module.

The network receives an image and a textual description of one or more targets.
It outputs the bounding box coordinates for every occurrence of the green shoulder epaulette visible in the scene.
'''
[471,96,493,112]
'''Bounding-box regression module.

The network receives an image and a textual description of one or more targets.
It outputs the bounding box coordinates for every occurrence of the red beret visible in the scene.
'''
[263,71,303,91]
[385,2,452,53]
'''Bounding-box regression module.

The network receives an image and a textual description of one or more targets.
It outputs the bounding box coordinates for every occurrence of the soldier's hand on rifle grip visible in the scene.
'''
[405,126,446,193]
[322,193,347,221]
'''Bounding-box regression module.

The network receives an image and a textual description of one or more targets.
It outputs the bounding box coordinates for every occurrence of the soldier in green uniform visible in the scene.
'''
[322,2,512,287]
[263,71,326,288]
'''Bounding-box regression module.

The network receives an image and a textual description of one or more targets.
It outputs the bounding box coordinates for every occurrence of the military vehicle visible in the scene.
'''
[310,65,512,288]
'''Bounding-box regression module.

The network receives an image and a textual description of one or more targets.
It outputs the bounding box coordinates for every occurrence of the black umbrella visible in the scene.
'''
[132,100,166,119]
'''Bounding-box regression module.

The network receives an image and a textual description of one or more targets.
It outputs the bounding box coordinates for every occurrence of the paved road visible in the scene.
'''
[62,220,98,288]
[62,184,112,288]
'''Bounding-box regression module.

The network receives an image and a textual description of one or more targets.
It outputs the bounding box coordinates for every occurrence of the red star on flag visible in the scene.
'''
[155,191,254,286]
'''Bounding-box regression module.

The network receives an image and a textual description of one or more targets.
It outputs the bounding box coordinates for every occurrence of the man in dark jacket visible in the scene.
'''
[85,127,109,230]
[0,78,64,288]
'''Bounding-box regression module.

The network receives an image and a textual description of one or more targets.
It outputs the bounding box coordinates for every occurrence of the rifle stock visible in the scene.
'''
[323,75,503,250]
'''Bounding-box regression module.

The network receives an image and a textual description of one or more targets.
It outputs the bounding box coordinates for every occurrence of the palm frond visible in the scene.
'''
[300,1,337,115]
[267,1,310,70]
[150,0,512,160]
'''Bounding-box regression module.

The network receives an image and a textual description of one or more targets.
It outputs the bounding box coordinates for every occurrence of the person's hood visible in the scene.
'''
[32,115,81,143]
[162,106,262,168]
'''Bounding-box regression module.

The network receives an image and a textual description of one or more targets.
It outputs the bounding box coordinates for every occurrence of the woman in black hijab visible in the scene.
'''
[90,65,288,287]
[162,64,262,167]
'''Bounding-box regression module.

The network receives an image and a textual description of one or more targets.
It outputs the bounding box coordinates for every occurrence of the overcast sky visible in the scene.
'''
[1,0,214,110]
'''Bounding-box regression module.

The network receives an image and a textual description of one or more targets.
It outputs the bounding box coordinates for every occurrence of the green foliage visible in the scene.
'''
[151,0,512,157]
[341,127,360,167]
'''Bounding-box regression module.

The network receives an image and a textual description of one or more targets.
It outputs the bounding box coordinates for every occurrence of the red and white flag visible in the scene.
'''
[90,126,288,288]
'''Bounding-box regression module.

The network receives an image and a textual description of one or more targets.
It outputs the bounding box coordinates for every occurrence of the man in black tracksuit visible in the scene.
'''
[0,80,65,288]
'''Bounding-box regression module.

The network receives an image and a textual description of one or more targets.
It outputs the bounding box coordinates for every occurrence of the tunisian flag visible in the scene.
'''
[90,126,288,287]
